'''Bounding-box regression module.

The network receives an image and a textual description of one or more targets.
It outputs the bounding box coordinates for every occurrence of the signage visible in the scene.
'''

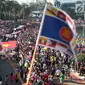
[75,3,84,13]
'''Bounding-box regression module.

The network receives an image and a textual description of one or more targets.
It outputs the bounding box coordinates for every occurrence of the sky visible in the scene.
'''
[16,0,81,4]
[16,0,54,4]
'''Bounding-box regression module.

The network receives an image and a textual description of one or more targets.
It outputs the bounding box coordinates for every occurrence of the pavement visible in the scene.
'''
[0,59,21,85]
[0,59,14,85]
[64,70,85,85]
[71,69,85,80]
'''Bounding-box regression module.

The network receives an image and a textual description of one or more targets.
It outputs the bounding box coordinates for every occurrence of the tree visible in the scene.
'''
[5,0,21,20]
[77,53,85,62]
[0,0,6,19]
[0,0,45,20]
[20,3,31,19]
[60,3,76,19]
[12,1,21,20]
[5,0,14,19]
[54,0,61,8]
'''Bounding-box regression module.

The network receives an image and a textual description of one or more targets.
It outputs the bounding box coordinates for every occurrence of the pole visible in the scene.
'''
[83,12,85,37]
[83,0,85,37]
[23,2,47,85]
[25,47,37,85]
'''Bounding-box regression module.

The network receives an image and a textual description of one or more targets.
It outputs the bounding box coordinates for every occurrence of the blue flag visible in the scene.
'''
[37,4,76,56]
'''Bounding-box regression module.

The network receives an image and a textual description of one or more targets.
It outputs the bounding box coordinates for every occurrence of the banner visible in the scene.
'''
[1,41,17,49]
[37,4,76,56]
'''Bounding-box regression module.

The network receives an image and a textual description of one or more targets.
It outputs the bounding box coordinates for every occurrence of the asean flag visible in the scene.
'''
[1,41,17,49]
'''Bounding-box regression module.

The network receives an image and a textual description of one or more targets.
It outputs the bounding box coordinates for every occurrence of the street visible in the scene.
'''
[64,72,85,85]
[0,59,14,85]
[0,59,21,85]
[0,59,85,85]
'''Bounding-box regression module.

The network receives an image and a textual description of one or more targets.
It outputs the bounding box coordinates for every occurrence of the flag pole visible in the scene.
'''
[6,52,24,84]
[23,2,47,85]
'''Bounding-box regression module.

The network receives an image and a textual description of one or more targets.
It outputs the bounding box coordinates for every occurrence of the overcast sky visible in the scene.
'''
[16,0,81,4]
[16,0,54,4]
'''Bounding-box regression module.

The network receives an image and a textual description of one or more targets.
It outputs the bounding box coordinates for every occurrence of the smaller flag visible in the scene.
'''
[38,36,48,45]
[57,42,67,48]
[46,39,57,48]
[12,30,22,35]
[1,41,17,49]
[66,16,73,26]
[46,7,58,17]
[66,16,75,34]
[46,9,56,16]
[57,11,66,21]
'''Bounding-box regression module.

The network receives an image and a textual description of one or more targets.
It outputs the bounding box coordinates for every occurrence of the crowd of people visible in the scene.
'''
[15,22,75,85]
[0,19,28,42]
[76,42,85,54]
[0,19,84,85]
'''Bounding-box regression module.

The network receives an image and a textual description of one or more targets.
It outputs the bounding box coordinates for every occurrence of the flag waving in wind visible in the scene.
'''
[1,41,17,49]
[37,4,76,56]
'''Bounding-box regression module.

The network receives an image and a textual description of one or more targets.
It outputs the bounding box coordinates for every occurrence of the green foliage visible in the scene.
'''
[0,0,45,20]
[60,3,76,19]
[0,0,34,20]
[77,53,85,61]
[54,0,61,8]
[29,3,45,11]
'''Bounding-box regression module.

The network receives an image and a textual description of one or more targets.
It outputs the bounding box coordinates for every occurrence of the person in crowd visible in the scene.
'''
[71,58,75,70]
[59,73,64,85]
[0,76,2,85]
[20,66,24,80]
[5,75,9,85]
[56,68,61,82]
[15,74,19,85]
[77,61,81,72]
[10,73,14,84]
